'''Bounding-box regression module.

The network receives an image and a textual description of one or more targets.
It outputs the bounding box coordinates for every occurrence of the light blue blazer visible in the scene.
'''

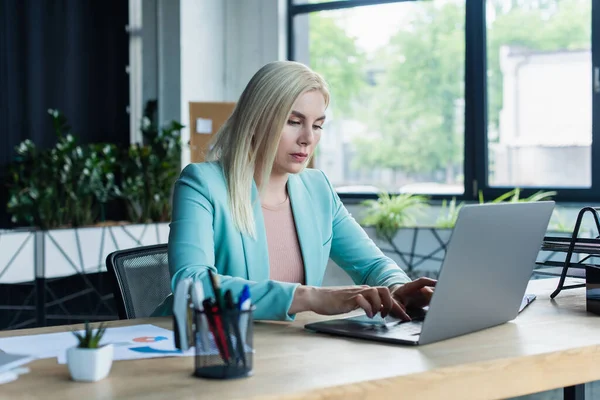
[152,162,410,320]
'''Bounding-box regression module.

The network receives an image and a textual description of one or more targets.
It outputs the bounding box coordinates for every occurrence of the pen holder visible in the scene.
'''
[193,306,255,379]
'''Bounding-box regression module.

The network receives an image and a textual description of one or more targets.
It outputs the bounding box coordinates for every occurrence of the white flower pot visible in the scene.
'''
[66,344,114,382]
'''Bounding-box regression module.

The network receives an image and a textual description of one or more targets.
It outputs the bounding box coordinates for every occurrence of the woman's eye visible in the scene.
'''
[313,125,323,130]
[287,120,301,126]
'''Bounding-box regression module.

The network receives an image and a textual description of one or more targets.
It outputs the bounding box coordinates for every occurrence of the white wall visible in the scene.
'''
[179,0,287,167]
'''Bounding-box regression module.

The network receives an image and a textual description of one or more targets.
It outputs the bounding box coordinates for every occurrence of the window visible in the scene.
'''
[292,1,465,196]
[486,0,592,189]
[290,0,600,201]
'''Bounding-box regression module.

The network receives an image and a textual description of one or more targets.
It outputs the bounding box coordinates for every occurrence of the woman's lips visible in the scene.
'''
[290,153,308,162]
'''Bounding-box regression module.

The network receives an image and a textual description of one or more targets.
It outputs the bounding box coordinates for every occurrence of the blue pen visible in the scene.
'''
[238,285,251,310]
[238,285,251,345]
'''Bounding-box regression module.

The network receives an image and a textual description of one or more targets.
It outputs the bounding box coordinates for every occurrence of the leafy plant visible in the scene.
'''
[7,110,122,229]
[120,118,184,223]
[72,321,107,349]
[435,197,465,229]
[6,107,183,229]
[478,188,556,204]
[7,138,58,229]
[435,189,556,230]
[548,209,574,233]
[361,192,429,239]
[84,144,121,222]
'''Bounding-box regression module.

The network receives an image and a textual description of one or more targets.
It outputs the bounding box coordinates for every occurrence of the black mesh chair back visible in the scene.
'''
[106,244,171,319]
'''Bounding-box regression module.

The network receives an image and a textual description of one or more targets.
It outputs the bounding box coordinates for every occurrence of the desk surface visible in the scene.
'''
[1,278,599,400]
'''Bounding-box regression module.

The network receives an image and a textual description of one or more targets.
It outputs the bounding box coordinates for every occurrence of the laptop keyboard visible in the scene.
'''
[348,314,423,335]
[392,321,423,335]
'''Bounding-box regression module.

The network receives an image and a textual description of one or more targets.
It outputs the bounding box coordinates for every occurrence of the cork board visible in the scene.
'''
[189,102,236,163]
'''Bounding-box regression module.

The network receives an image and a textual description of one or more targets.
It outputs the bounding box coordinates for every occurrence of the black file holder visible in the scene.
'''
[193,307,255,380]
[536,207,600,299]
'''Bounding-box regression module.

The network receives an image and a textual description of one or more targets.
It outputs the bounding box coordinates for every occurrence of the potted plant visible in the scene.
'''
[67,321,113,382]
[0,107,182,331]
[357,189,558,280]
[360,192,435,279]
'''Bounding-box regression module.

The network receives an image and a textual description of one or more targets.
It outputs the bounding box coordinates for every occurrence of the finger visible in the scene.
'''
[417,287,435,306]
[360,288,383,318]
[395,278,436,299]
[390,300,411,321]
[409,277,437,288]
[376,287,394,318]
[354,294,374,318]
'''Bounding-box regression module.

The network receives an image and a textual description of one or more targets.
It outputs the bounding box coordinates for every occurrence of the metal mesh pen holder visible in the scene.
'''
[193,307,255,379]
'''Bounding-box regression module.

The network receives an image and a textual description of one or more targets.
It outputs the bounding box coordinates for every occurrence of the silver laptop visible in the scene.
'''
[305,201,555,346]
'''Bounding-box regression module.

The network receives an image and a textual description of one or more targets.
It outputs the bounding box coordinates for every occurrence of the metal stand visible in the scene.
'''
[535,207,600,299]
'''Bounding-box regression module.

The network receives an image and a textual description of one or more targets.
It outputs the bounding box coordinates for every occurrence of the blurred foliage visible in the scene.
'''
[309,0,589,184]
[6,108,183,230]
[360,192,430,238]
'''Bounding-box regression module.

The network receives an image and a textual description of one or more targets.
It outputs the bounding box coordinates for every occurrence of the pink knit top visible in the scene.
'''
[262,196,306,284]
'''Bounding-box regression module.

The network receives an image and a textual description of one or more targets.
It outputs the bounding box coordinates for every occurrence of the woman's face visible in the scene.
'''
[272,90,326,176]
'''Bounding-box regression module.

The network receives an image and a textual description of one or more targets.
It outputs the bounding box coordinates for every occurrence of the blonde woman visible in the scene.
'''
[153,61,435,321]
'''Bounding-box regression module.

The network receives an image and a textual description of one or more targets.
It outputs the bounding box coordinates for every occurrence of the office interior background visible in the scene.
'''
[1,0,599,397]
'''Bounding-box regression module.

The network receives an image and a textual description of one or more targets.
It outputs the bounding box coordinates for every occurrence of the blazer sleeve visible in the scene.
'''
[168,164,300,321]
[321,171,411,288]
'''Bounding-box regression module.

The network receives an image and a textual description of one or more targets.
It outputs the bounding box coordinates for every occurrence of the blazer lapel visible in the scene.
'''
[240,181,270,282]
[287,175,323,286]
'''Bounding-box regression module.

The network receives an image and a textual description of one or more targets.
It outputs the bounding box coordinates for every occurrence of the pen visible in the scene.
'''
[203,298,230,365]
[220,290,238,365]
[238,285,252,341]
[225,290,247,367]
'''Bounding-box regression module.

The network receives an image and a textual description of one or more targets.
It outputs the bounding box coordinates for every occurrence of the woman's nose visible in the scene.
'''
[299,125,314,145]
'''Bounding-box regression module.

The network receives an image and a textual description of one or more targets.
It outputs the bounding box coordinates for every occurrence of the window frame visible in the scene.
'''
[288,0,600,203]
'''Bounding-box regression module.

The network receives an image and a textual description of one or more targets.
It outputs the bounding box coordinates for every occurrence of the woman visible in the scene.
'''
[153,61,435,321]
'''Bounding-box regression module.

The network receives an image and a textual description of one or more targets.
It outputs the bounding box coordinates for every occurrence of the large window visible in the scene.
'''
[290,0,600,201]
[292,0,465,195]
[486,0,592,189]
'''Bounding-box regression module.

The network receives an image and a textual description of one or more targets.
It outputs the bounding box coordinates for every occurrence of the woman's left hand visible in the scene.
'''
[390,277,436,316]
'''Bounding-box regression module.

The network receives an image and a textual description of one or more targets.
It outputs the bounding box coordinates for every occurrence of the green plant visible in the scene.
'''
[72,321,107,349]
[7,110,122,229]
[361,192,429,239]
[435,197,465,229]
[120,118,184,223]
[548,209,574,233]
[84,144,121,222]
[6,108,183,229]
[7,139,57,229]
[478,188,556,204]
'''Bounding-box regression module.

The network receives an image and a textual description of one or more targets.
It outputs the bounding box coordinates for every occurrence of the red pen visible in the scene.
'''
[203,299,229,364]
[210,304,230,361]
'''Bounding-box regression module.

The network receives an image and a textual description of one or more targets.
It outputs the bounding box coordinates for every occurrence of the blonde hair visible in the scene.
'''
[208,61,330,237]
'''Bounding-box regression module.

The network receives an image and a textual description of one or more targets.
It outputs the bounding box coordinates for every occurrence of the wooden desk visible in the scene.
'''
[1,278,599,400]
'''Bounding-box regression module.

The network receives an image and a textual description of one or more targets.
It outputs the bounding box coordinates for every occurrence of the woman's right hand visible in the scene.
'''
[289,285,410,320]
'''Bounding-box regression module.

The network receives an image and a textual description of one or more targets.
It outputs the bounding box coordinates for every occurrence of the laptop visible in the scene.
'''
[305,201,555,346]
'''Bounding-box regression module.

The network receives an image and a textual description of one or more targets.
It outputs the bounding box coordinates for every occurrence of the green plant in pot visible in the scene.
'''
[435,197,464,229]
[7,109,122,229]
[120,117,184,224]
[361,192,430,239]
[66,322,113,382]
[360,192,430,279]
[435,189,557,230]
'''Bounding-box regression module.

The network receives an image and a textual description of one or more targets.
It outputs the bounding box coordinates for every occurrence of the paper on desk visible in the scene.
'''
[0,324,195,364]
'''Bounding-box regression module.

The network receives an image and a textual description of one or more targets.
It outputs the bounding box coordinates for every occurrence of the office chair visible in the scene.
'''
[106,244,171,319]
